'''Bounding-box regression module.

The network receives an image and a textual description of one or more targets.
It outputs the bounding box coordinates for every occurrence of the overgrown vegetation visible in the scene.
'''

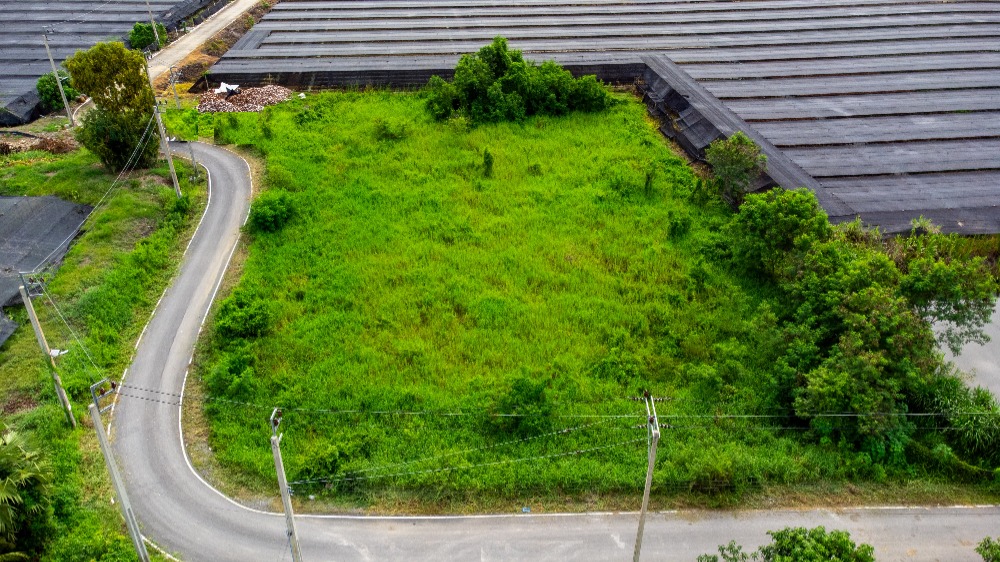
[698,526,876,562]
[36,70,79,113]
[979,537,1000,562]
[0,146,204,559]
[193,88,998,510]
[427,37,612,123]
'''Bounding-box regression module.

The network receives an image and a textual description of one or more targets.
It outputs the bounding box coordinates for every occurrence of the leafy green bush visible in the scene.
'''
[427,37,612,123]
[75,107,157,173]
[36,70,79,113]
[698,527,876,562]
[490,375,553,437]
[215,289,272,340]
[706,131,767,208]
[128,22,167,50]
[979,537,1000,562]
[248,190,294,233]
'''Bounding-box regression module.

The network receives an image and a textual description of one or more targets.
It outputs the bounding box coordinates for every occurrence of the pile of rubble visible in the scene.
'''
[197,84,292,113]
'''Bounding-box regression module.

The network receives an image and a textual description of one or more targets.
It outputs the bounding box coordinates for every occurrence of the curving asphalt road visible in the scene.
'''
[109,142,1000,562]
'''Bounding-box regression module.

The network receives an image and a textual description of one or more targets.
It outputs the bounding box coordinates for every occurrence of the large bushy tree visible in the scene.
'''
[65,42,158,171]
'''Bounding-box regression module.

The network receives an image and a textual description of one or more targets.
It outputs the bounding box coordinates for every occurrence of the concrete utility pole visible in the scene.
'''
[143,58,182,198]
[41,32,75,127]
[89,394,150,562]
[270,409,304,562]
[633,391,662,562]
[169,66,181,108]
[145,0,161,50]
[19,285,75,428]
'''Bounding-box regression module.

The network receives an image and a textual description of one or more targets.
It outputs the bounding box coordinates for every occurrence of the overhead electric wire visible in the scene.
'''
[290,436,648,488]
[29,112,157,272]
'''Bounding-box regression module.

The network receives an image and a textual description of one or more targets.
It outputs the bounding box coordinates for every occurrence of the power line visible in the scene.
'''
[291,437,647,489]
[337,419,616,481]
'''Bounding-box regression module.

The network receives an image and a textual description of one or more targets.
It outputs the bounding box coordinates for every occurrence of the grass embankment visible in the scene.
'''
[0,146,204,559]
[182,91,1000,513]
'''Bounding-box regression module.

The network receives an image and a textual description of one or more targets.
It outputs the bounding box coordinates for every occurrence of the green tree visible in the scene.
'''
[978,537,1000,562]
[128,22,167,51]
[35,70,79,112]
[64,42,156,172]
[698,526,876,562]
[0,429,52,558]
[705,131,767,208]
[64,42,153,117]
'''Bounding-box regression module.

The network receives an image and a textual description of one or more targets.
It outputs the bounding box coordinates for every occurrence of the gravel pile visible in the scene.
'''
[197,85,292,113]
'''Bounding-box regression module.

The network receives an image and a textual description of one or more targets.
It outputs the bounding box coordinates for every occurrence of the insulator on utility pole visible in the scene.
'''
[19,285,75,428]
[41,32,75,128]
[142,57,182,199]
[88,401,150,562]
[270,408,304,562]
[633,392,662,562]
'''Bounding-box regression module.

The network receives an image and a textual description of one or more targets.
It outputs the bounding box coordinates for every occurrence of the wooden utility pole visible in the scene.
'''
[41,33,75,127]
[19,285,75,428]
[143,58,181,198]
[633,391,661,562]
[270,409,304,562]
[89,402,151,562]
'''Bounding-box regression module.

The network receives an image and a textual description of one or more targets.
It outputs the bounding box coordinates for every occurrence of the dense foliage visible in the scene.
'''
[193,89,999,509]
[427,37,612,123]
[36,70,79,113]
[65,42,157,172]
[128,22,167,51]
[698,526,876,562]
[726,189,998,462]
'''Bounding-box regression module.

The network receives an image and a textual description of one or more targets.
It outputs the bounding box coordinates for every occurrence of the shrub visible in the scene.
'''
[36,70,79,112]
[427,36,612,124]
[248,190,293,233]
[706,131,767,208]
[979,537,1000,562]
[215,289,271,340]
[373,117,409,141]
[75,107,157,172]
[30,138,74,154]
[128,22,167,51]
[482,148,494,178]
[490,375,553,437]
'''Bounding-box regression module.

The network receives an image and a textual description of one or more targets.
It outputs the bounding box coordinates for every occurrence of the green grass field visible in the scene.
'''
[183,90,963,509]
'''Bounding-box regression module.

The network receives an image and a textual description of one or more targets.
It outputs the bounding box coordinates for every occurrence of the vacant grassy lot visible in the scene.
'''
[186,91,976,510]
[1,146,202,559]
